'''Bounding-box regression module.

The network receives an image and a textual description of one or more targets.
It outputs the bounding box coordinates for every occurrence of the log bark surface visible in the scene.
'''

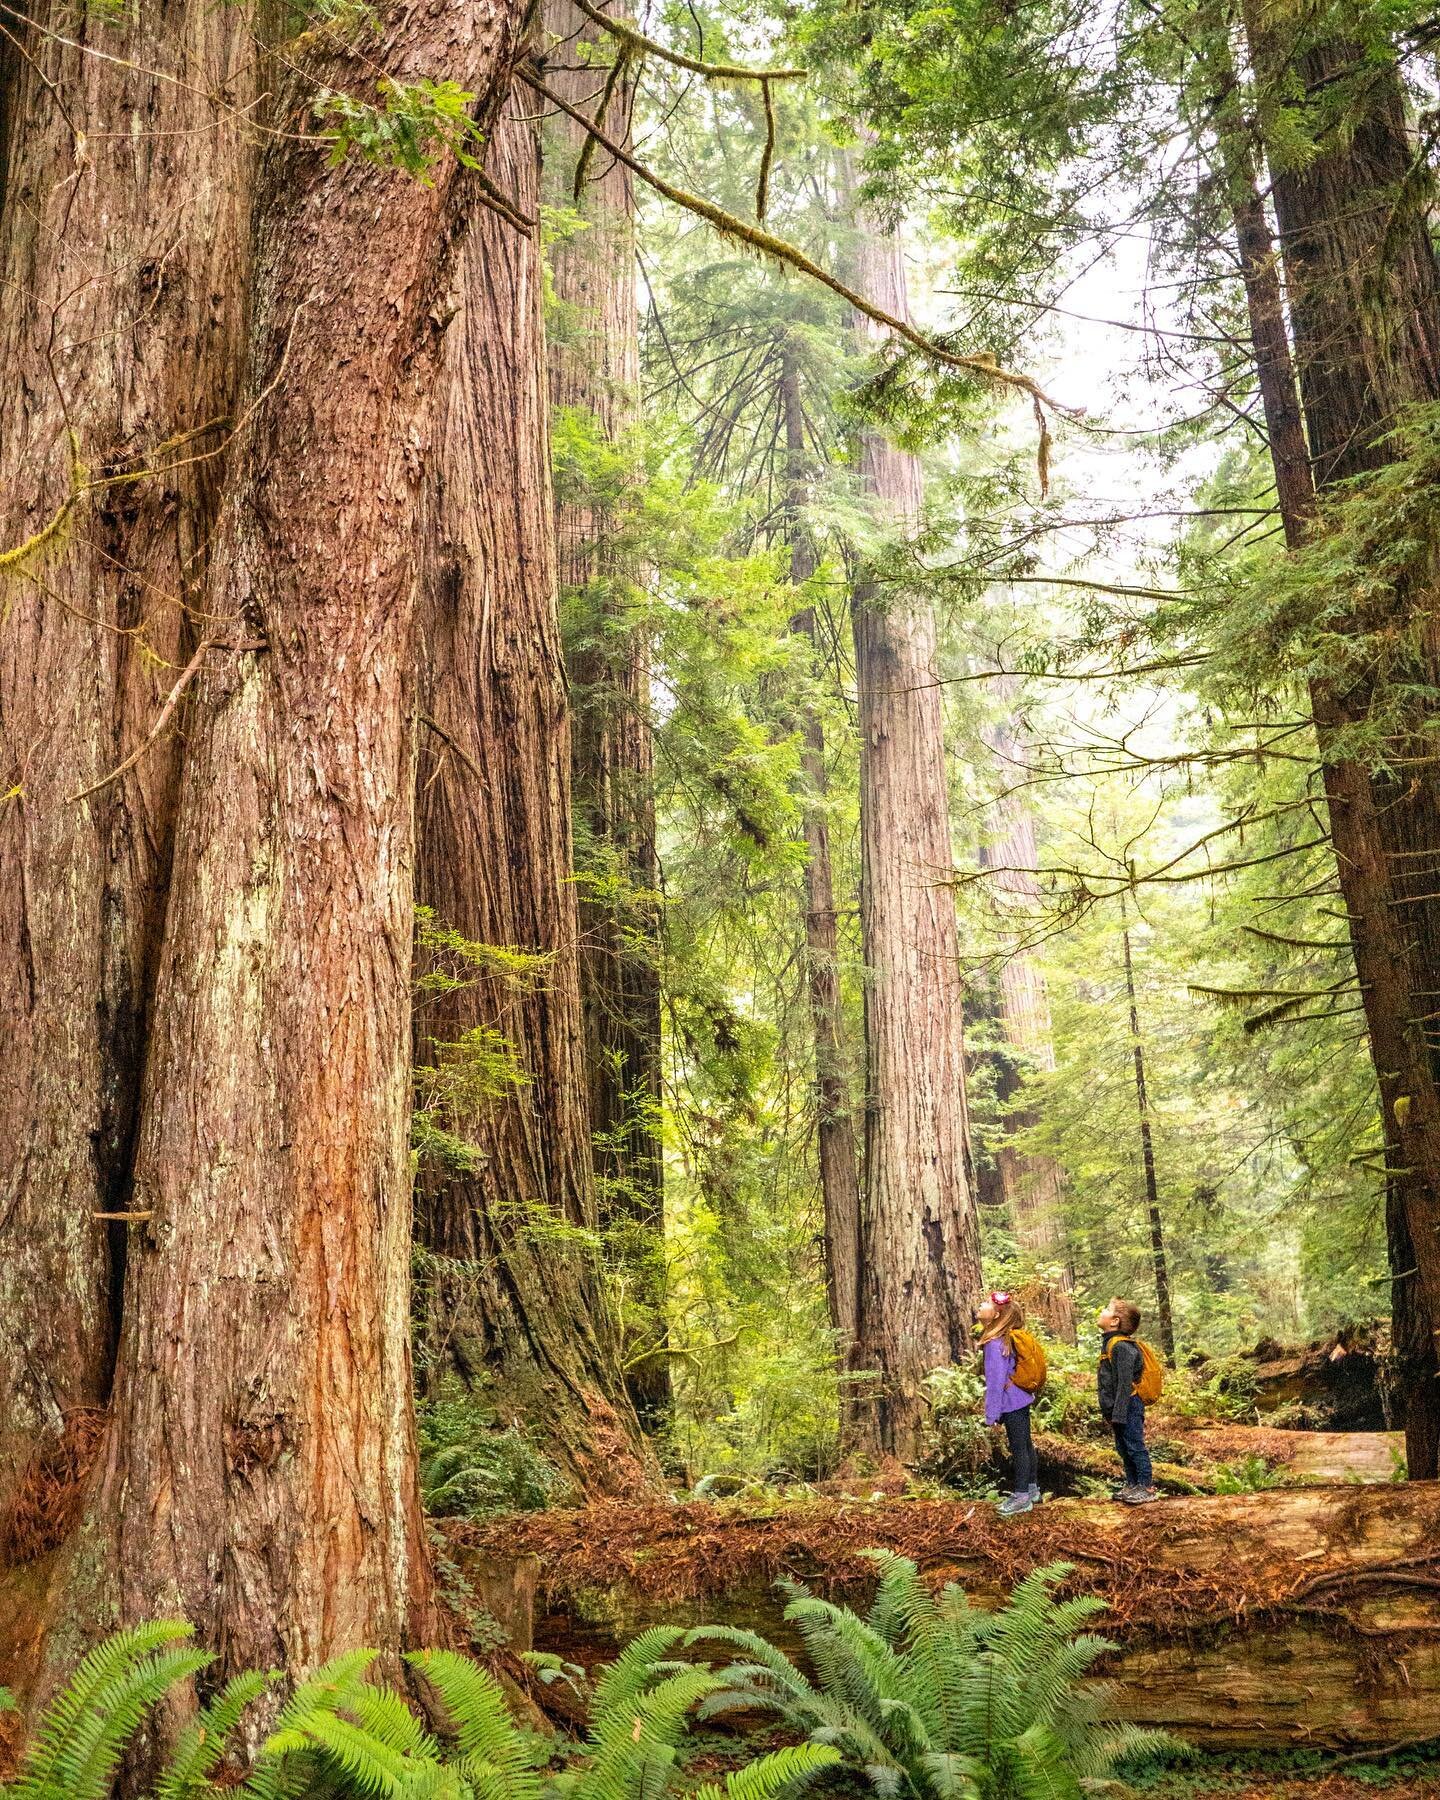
[465,1485,1440,1749]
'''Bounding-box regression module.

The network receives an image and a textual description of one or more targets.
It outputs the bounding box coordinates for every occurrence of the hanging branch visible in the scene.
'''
[478,169,537,231]
[756,77,776,221]
[522,68,1078,416]
[566,0,804,80]
[1242,925,1352,952]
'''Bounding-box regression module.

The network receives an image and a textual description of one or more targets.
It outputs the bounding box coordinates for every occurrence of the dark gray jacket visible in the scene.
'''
[1097,1333,1142,1424]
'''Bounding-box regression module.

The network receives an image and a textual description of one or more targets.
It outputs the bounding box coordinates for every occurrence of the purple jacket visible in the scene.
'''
[983,1336,1035,1425]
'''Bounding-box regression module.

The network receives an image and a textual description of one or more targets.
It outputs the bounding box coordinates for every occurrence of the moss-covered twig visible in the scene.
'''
[522,69,1078,417]
[566,0,804,81]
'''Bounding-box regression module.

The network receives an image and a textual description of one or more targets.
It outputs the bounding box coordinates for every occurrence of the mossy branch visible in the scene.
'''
[567,0,804,81]
[757,77,776,221]
[523,69,1076,415]
[573,45,632,200]
[0,430,85,577]
[1241,924,1351,952]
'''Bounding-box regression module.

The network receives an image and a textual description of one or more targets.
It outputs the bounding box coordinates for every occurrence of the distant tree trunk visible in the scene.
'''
[978,710,1075,1341]
[781,346,863,1357]
[1122,927,1175,1362]
[542,0,668,1430]
[0,0,253,1527]
[845,204,981,1462]
[1227,9,1440,1474]
[414,98,655,1496]
[50,2,531,1674]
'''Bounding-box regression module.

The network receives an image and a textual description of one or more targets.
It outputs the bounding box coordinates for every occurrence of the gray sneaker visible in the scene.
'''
[1028,1483,1042,1504]
[998,1492,1033,1518]
[1122,1484,1159,1506]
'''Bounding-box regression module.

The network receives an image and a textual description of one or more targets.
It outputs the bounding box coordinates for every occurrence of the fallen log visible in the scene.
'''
[1235,1328,1390,1430]
[448,1484,1440,1750]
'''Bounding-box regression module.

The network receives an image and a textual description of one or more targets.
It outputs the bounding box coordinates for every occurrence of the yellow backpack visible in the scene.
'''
[1106,1333,1164,1403]
[1009,1328,1048,1397]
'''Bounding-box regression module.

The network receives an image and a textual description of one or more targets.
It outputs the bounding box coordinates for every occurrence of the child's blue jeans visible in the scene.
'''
[1112,1396,1152,1486]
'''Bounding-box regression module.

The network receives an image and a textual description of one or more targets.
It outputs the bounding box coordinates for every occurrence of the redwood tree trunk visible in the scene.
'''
[978,711,1074,1341]
[0,0,253,1530]
[1231,8,1440,1473]
[782,347,863,1357]
[846,210,981,1461]
[543,0,668,1429]
[48,0,528,1673]
[414,97,654,1496]
[1123,927,1175,1362]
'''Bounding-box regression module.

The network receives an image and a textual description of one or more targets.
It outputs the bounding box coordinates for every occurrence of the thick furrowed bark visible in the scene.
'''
[0,0,253,1528]
[845,198,981,1460]
[34,0,529,1677]
[543,0,669,1429]
[415,98,655,1497]
[1230,8,1440,1471]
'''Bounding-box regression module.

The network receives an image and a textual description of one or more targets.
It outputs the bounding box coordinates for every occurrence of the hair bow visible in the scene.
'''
[990,1290,1012,1307]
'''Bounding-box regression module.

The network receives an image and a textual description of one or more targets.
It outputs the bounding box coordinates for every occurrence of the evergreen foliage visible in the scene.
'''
[0,1622,837,1800]
[689,1554,1182,1800]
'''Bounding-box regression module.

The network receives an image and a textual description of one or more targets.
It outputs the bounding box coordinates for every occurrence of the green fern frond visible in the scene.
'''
[407,1648,537,1787]
[155,1668,274,1800]
[1012,1719,1085,1800]
[920,1749,981,1800]
[590,1627,686,1720]
[9,1628,211,1800]
[683,1627,810,1694]
[7,1621,198,1800]
[267,1705,432,1795]
[716,1742,841,1800]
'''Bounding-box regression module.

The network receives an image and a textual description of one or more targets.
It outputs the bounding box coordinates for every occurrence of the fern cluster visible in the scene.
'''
[0,1621,836,1800]
[689,1553,1183,1800]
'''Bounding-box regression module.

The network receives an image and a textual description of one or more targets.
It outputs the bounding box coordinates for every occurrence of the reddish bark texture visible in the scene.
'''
[1233,4,1440,1473]
[846,208,981,1460]
[414,96,653,1495]
[0,0,254,1523]
[43,0,531,1674]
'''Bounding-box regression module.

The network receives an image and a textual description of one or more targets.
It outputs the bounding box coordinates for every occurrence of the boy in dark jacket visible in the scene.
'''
[1097,1297,1156,1505]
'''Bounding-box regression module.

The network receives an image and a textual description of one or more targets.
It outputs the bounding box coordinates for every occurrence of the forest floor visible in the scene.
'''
[674,1724,1440,1799]
[1160,1776,1440,1800]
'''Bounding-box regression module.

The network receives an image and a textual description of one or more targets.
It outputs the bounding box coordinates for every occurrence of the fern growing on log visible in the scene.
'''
[688,1554,1184,1800]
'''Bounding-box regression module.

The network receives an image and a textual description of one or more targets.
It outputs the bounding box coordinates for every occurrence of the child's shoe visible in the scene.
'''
[1028,1483,1042,1505]
[998,1491,1033,1517]
[1122,1484,1159,1505]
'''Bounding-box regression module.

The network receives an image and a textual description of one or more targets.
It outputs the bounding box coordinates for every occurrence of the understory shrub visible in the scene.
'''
[0,1623,834,1800]
[688,1552,1184,1800]
[417,1397,562,1518]
[1,1557,1185,1800]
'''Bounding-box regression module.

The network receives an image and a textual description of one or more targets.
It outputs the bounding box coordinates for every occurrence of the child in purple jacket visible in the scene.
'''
[977,1290,1038,1517]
